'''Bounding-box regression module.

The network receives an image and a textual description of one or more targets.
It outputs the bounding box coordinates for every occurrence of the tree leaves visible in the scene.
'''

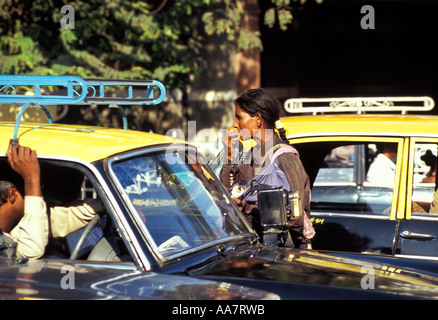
[0,0,319,87]
[277,8,293,31]
[264,0,295,31]
[0,32,44,73]
[238,30,263,51]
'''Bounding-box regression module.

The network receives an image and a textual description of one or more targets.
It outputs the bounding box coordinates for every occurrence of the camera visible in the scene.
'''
[254,184,303,246]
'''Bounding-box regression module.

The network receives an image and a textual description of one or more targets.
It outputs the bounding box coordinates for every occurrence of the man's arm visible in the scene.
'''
[7,144,48,259]
[50,199,103,238]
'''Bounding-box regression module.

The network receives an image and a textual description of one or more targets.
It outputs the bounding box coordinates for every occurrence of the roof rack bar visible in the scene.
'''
[0,75,88,105]
[13,103,53,140]
[109,104,128,130]
[284,96,435,115]
[0,76,166,106]
[0,75,167,135]
[83,79,166,105]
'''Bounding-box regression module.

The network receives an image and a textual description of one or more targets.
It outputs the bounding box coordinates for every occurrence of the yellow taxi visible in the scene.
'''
[2,76,438,300]
[281,97,438,261]
[0,75,277,300]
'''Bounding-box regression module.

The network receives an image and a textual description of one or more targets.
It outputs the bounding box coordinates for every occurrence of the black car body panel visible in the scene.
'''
[396,219,438,257]
[0,258,279,300]
[194,245,438,299]
[154,241,438,300]
[310,216,399,255]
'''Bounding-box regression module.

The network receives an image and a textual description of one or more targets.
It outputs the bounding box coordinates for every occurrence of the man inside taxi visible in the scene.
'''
[0,143,102,259]
[365,143,398,188]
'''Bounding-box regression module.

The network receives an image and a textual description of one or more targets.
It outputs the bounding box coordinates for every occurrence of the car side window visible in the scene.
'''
[411,143,437,215]
[310,142,397,216]
[37,161,132,262]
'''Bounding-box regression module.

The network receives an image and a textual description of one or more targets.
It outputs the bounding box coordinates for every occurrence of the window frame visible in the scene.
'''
[107,144,256,266]
[289,136,405,220]
[0,153,143,268]
[406,137,438,220]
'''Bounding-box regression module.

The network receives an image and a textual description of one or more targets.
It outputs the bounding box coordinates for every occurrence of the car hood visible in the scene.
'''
[195,245,438,299]
[0,258,279,300]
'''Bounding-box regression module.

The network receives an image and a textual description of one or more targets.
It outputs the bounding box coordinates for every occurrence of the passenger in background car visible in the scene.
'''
[0,143,103,259]
[365,143,398,188]
[429,190,438,213]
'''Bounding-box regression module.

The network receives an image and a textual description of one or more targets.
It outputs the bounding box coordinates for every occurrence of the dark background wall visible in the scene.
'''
[260,0,438,114]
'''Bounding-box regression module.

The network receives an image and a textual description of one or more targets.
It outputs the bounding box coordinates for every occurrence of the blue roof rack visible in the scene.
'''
[0,75,166,143]
[83,78,166,106]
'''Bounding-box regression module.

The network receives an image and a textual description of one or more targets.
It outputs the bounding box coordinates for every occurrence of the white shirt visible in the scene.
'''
[8,197,101,259]
[9,196,48,260]
[365,154,396,188]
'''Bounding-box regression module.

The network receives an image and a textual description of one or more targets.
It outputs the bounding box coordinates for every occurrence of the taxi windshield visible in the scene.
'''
[110,148,252,257]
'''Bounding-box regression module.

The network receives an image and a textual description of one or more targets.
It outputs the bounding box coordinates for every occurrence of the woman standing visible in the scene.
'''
[220,88,313,249]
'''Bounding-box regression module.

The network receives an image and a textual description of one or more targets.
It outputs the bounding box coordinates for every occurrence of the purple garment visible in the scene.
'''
[242,145,299,202]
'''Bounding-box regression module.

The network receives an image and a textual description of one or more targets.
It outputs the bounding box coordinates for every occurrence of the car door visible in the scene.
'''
[395,138,438,260]
[291,136,405,255]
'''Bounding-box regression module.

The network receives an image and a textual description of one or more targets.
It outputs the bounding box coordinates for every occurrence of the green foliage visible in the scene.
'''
[201,0,321,51]
[277,8,294,31]
[0,0,205,89]
[238,30,263,50]
[0,0,320,88]
[263,0,322,32]
[201,0,243,44]
[0,32,45,73]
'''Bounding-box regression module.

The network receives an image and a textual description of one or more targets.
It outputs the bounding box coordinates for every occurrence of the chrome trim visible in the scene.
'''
[311,211,391,220]
[395,254,438,262]
[76,262,138,271]
[88,269,143,297]
[6,153,152,271]
[313,182,357,187]
[408,215,438,222]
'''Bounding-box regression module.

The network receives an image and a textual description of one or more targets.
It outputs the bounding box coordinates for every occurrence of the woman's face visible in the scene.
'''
[232,105,259,141]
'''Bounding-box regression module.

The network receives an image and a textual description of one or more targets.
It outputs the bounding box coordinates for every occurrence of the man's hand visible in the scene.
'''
[7,143,42,197]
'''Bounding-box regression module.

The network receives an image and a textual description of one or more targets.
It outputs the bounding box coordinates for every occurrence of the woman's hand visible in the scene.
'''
[231,196,246,211]
[222,128,240,163]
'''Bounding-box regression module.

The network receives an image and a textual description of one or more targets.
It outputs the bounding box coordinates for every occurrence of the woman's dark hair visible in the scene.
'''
[0,181,14,207]
[235,88,289,143]
[235,88,280,129]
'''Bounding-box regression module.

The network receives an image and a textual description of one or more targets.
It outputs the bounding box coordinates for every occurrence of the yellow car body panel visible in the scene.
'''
[281,114,438,138]
[0,122,180,162]
[279,111,438,259]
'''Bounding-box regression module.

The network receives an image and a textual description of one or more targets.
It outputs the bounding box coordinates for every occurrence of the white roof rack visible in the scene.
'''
[284,96,435,115]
